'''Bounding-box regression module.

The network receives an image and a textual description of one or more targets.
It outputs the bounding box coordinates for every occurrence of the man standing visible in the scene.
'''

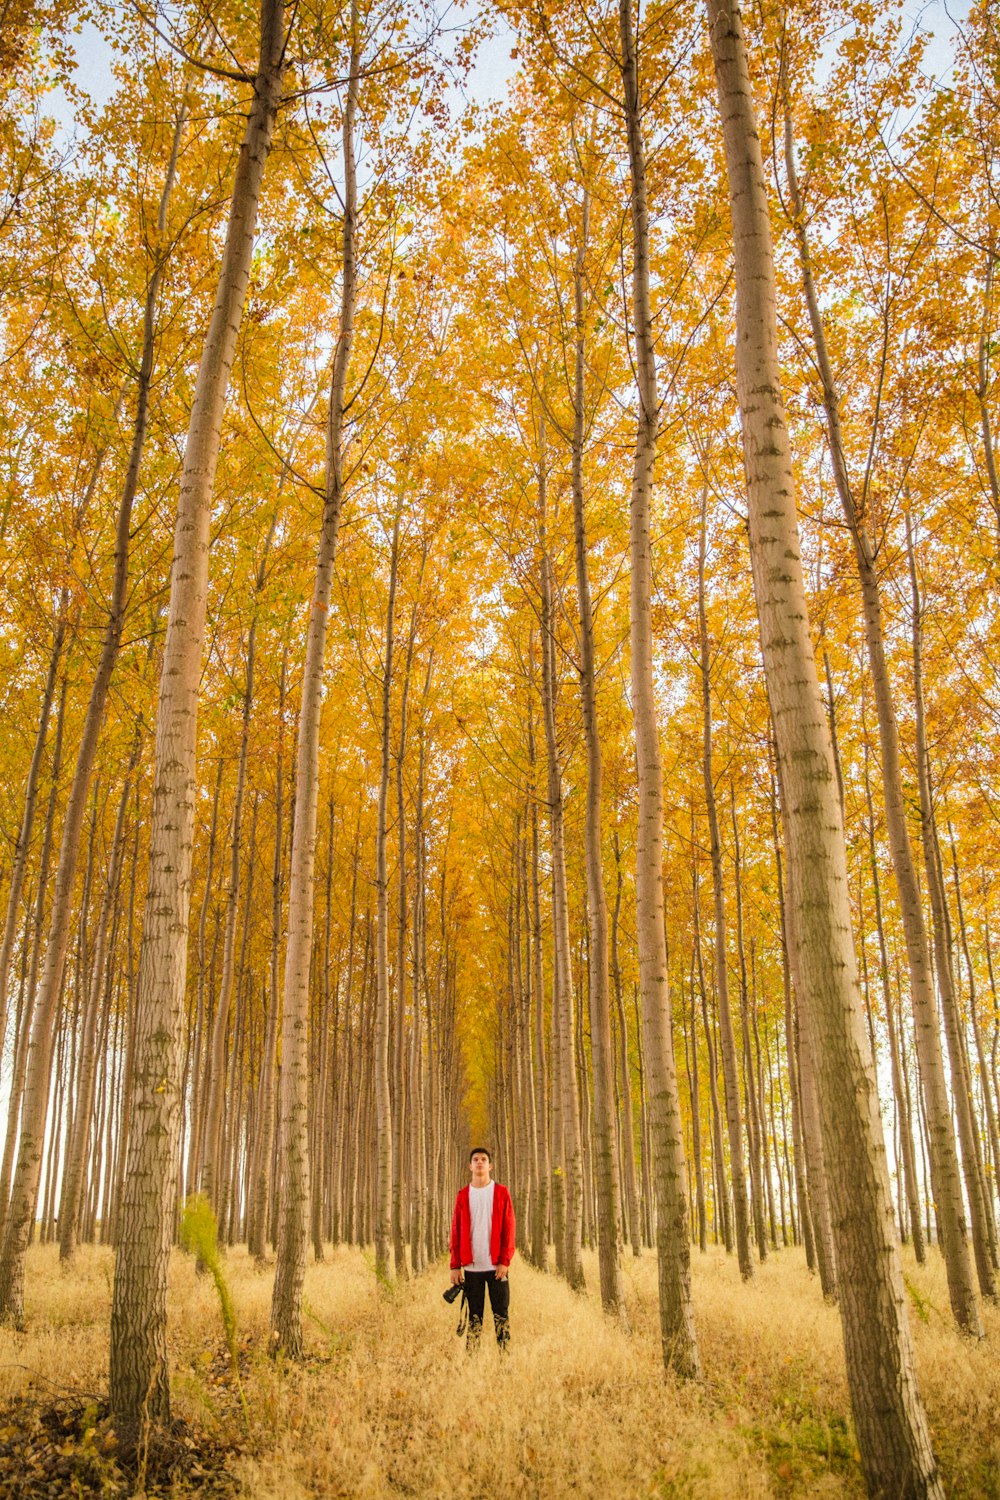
[449,1147,516,1352]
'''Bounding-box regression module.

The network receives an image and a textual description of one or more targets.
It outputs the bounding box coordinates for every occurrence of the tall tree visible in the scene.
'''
[697,485,753,1280]
[109,0,285,1436]
[706,0,943,1492]
[270,0,361,1356]
[374,505,402,1282]
[569,181,626,1320]
[779,63,983,1335]
[618,0,700,1379]
[538,454,585,1292]
[0,610,65,1054]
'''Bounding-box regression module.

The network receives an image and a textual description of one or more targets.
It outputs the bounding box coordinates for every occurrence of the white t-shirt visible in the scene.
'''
[465,1182,496,1271]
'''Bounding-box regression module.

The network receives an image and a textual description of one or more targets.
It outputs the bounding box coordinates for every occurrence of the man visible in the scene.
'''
[449,1147,515,1352]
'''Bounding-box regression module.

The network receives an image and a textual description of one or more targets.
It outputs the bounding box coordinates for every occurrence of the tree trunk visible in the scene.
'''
[513,810,538,1265]
[110,6,284,1434]
[864,743,925,1261]
[952,847,1000,1234]
[686,927,707,1254]
[538,467,585,1292]
[618,0,699,1378]
[409,682,430,1276]
[906,522,998,1301]
[201,615,258,1210]
[528,695,551,1272]
[570,197,625,1316]
[374,504,402,1283]
[695,896,730,1253]
[248,647,287,1261]
[392,592,420,1281]
[769,761,816,1269]
[708,3,942,1490]
[0,675,67,1242]
[733,793,767,1261]
[781,85,981,1338]
[186,759,224,1199]
[108,816,141,1246]
[0,611,65,1054]
[270,2,359,1354]
[697,493,753,1279]
[59,735,140,1261]
[612,834,641,1257]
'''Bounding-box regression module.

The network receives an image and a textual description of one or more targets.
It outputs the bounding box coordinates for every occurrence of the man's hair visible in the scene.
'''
[469,1146,492,1162]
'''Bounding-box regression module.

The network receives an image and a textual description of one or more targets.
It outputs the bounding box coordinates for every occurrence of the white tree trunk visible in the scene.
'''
[538,468,585,1292]
[109,5,284,1435]
[697,489,753,1280]
[375,506,402,1282]
[0,612,65,1054]
[618,0,700,1379]
[59,735,140,1262]
[707,1,942,1491]
[781,91,981,1335]
[271,4,360,1352]
[570,192,625,1317]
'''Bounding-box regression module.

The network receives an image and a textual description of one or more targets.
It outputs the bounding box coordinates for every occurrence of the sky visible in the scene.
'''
[49,0,974,149]
[48,3,521,145]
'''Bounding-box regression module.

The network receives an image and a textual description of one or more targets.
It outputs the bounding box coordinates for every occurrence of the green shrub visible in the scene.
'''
[180,1193,247,1423]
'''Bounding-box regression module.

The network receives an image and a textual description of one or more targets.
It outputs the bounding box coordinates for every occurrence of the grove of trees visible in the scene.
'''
[2,0,1000,1495]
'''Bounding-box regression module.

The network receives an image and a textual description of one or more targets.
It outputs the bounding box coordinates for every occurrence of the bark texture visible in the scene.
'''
[707,0,942,1492]
[618,0,699,1379]
[109,7,284,1436]
[570,188,625,1318]
[781,89,981,1336]
[698,491,753,1280]
[270,1,360,1352]
[374,506,401,1282]
[538,468,585,1292]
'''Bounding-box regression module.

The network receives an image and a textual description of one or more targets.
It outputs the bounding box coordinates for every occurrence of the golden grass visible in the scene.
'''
[1,1238,997,1497]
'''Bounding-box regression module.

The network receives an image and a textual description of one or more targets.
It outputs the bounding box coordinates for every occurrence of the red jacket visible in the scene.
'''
[449,1182,516,1270]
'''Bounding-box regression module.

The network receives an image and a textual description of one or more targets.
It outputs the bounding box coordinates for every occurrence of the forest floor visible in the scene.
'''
[0,1240,997,1498]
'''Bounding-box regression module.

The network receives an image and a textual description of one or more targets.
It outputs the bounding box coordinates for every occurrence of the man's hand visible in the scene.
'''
[495,1264,509,1281]
[450,1267,463,1286]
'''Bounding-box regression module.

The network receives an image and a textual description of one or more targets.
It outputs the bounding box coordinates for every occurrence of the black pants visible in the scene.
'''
[463,1270,510,1350]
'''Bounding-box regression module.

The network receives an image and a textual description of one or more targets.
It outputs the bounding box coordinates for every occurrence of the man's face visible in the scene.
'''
[469,1152,492,1185]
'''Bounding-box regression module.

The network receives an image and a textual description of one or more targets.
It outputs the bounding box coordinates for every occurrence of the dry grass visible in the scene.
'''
[0,1238,997,1497]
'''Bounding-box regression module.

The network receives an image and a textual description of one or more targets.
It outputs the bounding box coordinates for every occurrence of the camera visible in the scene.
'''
[443,1282,463,1304]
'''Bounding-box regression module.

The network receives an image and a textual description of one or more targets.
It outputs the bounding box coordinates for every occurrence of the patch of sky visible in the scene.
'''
[812,0,972,132]
[470,579,506,661]
[38,0,970,161]
[44,15,118,149]
[41,0,519,159]
[454,0,518,111]
[900,0,971,88]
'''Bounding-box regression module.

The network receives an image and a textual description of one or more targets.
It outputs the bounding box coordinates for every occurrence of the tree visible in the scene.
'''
[618,0,700,1381]
[569,181,626,1319]
[109,0,285,1436]
[270,0,361,1356]
[706,0,942,1490]
[697,484,754,1280]
[779,47,984,1331]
